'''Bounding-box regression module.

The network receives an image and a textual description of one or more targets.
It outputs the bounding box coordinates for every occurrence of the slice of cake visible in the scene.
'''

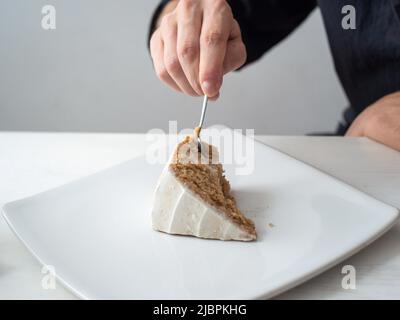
[151,129,256,241]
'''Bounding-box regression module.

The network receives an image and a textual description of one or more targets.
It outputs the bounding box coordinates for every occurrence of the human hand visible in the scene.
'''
[149,0,246,99]
[346,91,400,151]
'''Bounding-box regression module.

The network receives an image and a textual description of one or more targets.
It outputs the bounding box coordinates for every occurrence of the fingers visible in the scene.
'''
[208,92,220,101]
[150,0,246,100]
[199,0,232,97]
[150,30,181,92]
[176,0,203,95]
[161,13,199,96]
[223,20,247,74]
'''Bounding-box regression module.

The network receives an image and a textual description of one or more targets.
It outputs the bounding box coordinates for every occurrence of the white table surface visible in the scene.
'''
[0,132,399,300]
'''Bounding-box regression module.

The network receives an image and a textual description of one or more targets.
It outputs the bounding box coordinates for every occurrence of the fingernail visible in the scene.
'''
[210,92,220,101]
[202,81,215,96]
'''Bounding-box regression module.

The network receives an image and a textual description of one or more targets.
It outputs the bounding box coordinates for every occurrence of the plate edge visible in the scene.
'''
[254,211,399,299]
[1,205,88,300]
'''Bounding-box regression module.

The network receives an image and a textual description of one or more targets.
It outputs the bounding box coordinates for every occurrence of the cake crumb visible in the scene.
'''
[268,223,275,228]
[193,126,201,138]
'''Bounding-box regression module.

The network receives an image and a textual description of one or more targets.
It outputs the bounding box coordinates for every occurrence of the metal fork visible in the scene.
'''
[197,95,208,154]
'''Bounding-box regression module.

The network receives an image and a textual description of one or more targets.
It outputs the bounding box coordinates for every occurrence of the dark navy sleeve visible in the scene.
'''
[148,0,317,66]
[227,0,316,66]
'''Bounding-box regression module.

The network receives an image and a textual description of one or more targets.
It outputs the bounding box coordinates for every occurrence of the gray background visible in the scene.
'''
[0,0,348,134]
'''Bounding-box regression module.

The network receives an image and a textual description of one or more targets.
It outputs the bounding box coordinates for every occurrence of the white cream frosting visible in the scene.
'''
[151,165,255,242]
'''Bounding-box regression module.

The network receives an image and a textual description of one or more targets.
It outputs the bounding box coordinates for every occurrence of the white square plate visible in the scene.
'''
[2,128,399,299]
